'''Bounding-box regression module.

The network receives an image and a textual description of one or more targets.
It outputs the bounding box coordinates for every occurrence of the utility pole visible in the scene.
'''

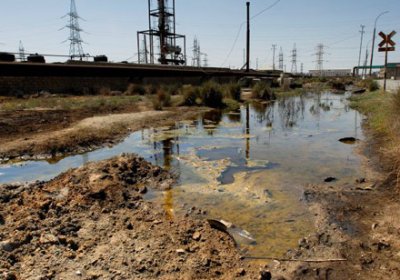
[279,47,284,71]
[362,47,369,78]
[291,43,297,74]
[358,25,365,69]
[272,44,277,70]
[62,0,85,60]
[246,2,250,72]
[369,11,389,76]
[19,41,26,62]
[315,44,325,77]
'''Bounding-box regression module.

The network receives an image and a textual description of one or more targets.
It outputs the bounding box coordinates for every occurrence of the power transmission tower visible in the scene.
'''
[271,44,277,70]
[19,40,26,62]
[358,25,365,69]
[192,37,201,67]
[279,47,284,71]
[138,38,148,64]
[315,44,325,76]
[290,43,297,74]
[300,63,304,74]
[62,0,85,60]
[203,54,208,67]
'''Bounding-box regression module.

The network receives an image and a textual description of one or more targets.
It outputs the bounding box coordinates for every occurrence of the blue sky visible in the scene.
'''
[0,0,399,71]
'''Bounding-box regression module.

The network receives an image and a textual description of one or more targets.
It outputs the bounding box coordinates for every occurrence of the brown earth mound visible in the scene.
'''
[0,154,266,279]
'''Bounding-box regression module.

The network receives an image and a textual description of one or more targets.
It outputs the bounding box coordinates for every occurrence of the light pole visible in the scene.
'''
[369,11,389,76]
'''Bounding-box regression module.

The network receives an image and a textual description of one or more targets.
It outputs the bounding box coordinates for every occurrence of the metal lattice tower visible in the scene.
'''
[63,0,85,59]
[300,63,304,74]
[290,43,297,74]
[19,40,26,62]
[192,37,201,67]
[138,38,148,64]
[315,44,325,75]
[278,47,284,71]
[202,54,208,67]
[271,44,277,70]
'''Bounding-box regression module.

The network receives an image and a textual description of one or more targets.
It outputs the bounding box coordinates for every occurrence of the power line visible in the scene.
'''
[220,0,282,67]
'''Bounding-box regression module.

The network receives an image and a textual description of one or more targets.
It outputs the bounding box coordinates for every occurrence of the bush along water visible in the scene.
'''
[251,82,276,101]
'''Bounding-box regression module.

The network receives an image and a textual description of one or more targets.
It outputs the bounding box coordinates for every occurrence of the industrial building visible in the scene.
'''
[309,69,352,77]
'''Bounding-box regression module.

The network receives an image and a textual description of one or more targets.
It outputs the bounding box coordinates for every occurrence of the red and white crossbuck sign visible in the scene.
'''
[378,31,396,52]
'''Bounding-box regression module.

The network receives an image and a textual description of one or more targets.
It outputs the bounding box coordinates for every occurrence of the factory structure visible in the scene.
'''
[137,0,186,65]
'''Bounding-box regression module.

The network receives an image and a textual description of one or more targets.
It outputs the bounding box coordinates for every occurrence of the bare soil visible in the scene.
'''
[0,154,264,279]
[0,105,206,163]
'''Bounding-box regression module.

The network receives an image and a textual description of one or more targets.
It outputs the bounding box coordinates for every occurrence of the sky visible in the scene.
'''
[0,0,399,72]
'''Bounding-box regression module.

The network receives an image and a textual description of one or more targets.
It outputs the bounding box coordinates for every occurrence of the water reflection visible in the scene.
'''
[0,92,366,258]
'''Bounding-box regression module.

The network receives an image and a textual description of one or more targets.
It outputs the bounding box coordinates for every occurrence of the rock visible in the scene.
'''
[39,233,59,244]
[356,177,366,184]
[139,186,147,194]
[260,270,272,280]
[75,270,82,276]
[192,231,201,241]
[324,177,337,183]
[176,249,185,255]
[236,268,246,276]
[0,240,19,252]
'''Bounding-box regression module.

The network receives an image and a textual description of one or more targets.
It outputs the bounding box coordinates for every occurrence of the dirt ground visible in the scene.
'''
[0,154,266,279]
[0,103,207,163]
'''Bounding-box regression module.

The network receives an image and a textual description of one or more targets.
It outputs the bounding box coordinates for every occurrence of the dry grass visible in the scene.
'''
[350,89,400,187]
[0,95,141,112]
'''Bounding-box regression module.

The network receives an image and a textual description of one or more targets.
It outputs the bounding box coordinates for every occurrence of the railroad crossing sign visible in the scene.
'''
[378,31,396,52]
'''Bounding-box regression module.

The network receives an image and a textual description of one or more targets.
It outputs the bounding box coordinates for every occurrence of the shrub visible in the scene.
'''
[146,85,158,95]
[251,82,276,100]
[223,83,242,101]
[125,84,146,95]
[357,79,379,92]
[200,81,224,108]
[181,85,201,106]
[157,89,171,107]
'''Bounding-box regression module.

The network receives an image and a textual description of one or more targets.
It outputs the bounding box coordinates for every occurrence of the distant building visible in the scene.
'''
[378,63,400,80]
[309,69,352,77]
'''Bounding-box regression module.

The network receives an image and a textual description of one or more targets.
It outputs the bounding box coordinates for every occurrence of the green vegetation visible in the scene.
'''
[125,84,147,95]
[151,89,172,110]
[0,95,141,111]
[350,89,400,187]
[275,88,305,98]
[356,78,380,92]
[251,82,276,100]
[180,81,243,109]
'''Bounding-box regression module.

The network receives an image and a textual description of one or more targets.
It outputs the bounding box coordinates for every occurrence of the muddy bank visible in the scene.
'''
[0,154,267,279]
[0,107,207,164]
[267,144,400,280]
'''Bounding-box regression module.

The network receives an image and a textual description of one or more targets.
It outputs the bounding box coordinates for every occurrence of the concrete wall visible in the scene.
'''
[377,79,400,92]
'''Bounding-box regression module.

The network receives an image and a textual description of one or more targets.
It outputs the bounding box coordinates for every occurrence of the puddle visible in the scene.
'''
[0,92,365,258]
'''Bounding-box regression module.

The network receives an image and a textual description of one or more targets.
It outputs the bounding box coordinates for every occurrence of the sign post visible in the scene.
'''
[378,31,396,91]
